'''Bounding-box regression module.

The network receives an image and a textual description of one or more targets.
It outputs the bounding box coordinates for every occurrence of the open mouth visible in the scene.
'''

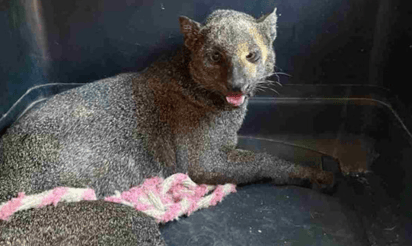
[226,94,246,107]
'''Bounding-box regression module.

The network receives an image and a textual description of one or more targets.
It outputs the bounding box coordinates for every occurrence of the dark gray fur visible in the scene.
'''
[0,201,165,245]
[0,9,333,245]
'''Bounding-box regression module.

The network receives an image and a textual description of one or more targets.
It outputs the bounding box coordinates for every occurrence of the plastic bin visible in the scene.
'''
[1,0,411,244]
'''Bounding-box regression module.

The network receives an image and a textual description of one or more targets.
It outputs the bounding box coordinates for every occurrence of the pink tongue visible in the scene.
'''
[226,95,245,106]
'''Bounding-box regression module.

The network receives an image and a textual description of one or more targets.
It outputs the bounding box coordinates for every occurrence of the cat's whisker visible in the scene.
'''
[266,80,283,87]
[274,72,292,77]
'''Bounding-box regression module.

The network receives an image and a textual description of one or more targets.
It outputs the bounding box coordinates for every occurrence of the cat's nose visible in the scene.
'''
[230,83,248,93]
[230,67,248,93]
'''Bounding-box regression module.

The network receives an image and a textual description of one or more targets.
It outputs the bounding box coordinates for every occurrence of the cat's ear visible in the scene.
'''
[179,16,202,51]
[260,8,278,41]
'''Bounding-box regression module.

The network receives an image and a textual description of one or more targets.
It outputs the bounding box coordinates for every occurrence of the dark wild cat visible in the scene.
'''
[0,8,333,245]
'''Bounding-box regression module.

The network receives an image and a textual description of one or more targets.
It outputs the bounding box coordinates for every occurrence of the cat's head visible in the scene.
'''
[179,8,278,107]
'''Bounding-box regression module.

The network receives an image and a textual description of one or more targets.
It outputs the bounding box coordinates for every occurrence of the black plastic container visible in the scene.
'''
[1,0,411,245]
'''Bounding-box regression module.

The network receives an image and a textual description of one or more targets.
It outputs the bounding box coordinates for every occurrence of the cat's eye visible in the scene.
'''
[209,51,222,63]
[246,51,260,63]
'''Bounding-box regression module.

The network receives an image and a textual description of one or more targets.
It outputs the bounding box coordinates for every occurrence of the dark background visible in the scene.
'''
[0,0,411,117]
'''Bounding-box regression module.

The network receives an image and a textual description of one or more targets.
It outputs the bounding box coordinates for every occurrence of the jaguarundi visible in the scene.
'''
[0,8,334,245]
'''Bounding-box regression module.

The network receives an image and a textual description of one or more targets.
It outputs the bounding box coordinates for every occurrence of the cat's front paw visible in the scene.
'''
[311,170,343,194]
